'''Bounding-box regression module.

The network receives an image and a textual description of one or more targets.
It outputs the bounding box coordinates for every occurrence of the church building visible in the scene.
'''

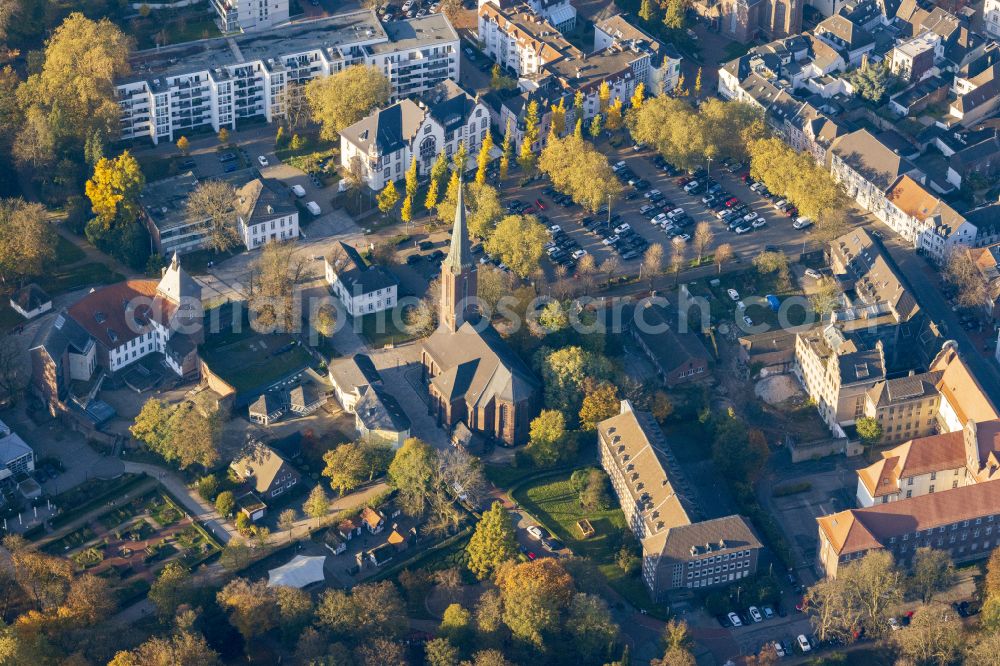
[420,185,540,446]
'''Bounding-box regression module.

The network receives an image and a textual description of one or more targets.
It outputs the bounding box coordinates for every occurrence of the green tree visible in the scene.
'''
[855,416,883,448]
[466,502,518,580]
[148,562,192,619]
[388,437,437,516]
[526,410,567,467]
[215,490,235,517]
[85,150,145,226]
[566,593,619,662]
[588,113,603,139]
[483,213,548,278]
[197,475,219,501]
[579,382,619,431]
[425,638,460,666]
[475,131,494,185]
[850,60,896,104]
[303,485,330,526]
[377,179,399,217]
[305,65,391,140]
[439,603,473,649]
[909,547,956,603]
[639,0,656,21]
[538,134,623,212]
[218,127,230,143]
[752,249,792,291]
[278,509,297,543]
[518,101,540,174]
[537,346,613,415]
[495,559,574,647]
[405,155,419,201]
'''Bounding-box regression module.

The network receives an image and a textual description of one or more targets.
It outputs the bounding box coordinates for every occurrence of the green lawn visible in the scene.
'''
[512,471,672,616]
[358,305,420,349]
[37,262,124,296]
[55,234,86,264]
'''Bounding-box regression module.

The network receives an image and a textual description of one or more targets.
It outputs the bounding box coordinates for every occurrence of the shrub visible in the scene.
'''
[772,482,811,497]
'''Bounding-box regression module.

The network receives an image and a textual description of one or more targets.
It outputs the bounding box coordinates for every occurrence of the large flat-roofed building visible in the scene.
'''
[598,401,762,601]
[818,479,1000,578]
[117,11,459,145]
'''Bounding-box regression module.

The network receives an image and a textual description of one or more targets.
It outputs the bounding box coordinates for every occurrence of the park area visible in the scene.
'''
[512,470,669,615]
[39,488,221,599]
[200,328,314,393]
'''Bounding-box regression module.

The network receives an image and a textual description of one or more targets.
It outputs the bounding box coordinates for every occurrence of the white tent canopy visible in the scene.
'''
[267,554,327,588]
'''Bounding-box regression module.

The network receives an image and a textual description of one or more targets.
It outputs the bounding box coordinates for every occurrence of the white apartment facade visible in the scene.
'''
[117,11,459,145]
[212,0,289,33]
[325,242,399,316]
[988,0,1000,40]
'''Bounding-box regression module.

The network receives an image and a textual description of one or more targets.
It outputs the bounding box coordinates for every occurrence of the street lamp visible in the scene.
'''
[706,156,713,178]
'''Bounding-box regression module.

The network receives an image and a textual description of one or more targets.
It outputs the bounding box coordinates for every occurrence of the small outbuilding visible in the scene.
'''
[10,284,51,320]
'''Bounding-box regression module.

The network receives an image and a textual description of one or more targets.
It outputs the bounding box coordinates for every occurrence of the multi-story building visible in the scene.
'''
[861,371,942,446]
[691,0,804,42]
[795,325,887,431]
[0,418,34,480]
[817,479,1000,578]
[987,0,1000,40]
[117,11,459,145]
[828,227,921,324]
[829,129,924,218]
[141,169,299,254]
[855,417,1000,507]
[325,241,399,316]
[598,401,763,601]
[235,178,300,249]
[29,255,204,411]
[339,80,490,190]
[593,14,682,94]
[212,0,289,33]
[881,175,973,264]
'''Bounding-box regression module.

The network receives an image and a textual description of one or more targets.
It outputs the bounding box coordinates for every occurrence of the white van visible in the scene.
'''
[291,184,306,197]
[793,216,813,230]
[306,201,321,216]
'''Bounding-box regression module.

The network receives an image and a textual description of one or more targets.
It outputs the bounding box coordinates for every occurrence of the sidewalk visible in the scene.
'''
[266,480,390,545]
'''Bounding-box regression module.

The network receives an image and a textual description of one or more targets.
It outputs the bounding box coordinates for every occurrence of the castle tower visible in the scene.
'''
[440,181,477,332]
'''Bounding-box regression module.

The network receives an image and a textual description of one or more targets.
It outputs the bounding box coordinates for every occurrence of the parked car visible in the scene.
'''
[525,525,548,540]
[727,289,740,301]
[797,635,811,652]
[548,225,561,235]
[257,155,269,167]
[602,235,620,246]
[640,204,657,216]
[752,218,767,229]
[571,249,587,260]
[644,189,663,200]
[793,216,813,230]
[728,612,743,627]
[683,180,701,193]
[290,184,306,197]
[743,211,759,223]
[749,607,763,623]
[614,223,631,234]
[804,268,821,279]
[305,201,321,216]
[735,224,752,234]
[535,198,546,210]
[762,606,775,620]
[773,641,786,657]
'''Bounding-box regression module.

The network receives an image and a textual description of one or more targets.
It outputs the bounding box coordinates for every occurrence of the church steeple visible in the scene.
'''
[444,180,472,274]
[440,179,477,332]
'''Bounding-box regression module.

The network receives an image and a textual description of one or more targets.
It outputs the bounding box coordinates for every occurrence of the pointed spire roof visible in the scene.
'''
[443,180,472,273]
[156,252,200,305]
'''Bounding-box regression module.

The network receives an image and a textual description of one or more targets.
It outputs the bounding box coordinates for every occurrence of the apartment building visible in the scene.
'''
[593,14,682,94]
[212,0,289,33]
[339,80,490,190]
[987,0,1000,40]
[598,401,762,601]
[325,242,399,316]
[829,227,921,323]
[117,11,459,145]
[882,175,973,264]
[829,130,923,218]
[862,371,942,446]
[818,479,1000,578]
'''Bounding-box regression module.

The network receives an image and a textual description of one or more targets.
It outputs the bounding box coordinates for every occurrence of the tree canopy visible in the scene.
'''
[305,65,391,140]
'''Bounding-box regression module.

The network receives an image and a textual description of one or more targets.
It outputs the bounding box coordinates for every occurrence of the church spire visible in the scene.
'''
[443,179,471,274]
[439,178,477,332]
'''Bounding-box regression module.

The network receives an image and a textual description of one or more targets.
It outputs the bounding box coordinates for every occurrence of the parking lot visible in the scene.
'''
[473,139,821,283]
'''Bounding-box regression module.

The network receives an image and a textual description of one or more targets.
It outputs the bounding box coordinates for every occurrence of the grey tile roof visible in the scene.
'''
[659,516,763,562]
[339,99,426,156]
[236,178,297,228]
[830,129,918,191]
[328,353,382,393]
[356,385,411,432]
[330,241,399,295]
